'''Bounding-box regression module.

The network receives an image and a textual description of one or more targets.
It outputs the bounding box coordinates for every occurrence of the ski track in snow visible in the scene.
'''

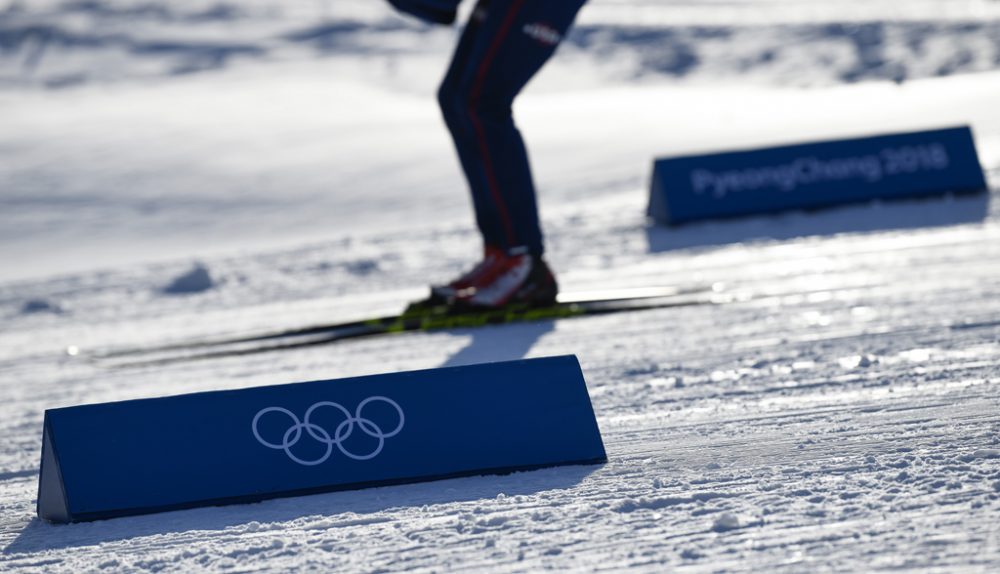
[2,0,1000,572]
[2,190,1000,571]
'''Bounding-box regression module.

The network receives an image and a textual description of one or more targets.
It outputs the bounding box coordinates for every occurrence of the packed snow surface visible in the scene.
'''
[2,0,1000,572]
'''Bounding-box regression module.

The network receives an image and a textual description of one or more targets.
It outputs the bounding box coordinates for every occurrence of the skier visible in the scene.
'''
[389,0,589,310]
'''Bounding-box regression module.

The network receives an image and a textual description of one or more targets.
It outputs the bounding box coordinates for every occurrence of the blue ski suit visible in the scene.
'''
[392,0,588,256]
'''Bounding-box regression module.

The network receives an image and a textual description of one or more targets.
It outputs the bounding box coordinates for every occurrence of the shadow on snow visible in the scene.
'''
[4,462,598,554]
[645,192,990,253]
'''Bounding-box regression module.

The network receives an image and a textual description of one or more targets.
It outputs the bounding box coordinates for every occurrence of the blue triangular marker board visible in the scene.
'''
[648,126,988,225]
[37,355,606,523]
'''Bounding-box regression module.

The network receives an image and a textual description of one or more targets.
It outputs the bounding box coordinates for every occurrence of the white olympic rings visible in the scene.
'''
[251,396,405,466]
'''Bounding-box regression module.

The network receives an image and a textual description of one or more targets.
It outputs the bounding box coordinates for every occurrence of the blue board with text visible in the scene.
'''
[647,126,988,225]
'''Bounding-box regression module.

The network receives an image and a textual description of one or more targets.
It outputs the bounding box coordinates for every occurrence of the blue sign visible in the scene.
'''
[647,126,988,225]
[37,356,606,523]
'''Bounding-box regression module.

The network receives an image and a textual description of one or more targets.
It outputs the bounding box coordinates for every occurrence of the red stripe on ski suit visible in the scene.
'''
[467,0,528,249]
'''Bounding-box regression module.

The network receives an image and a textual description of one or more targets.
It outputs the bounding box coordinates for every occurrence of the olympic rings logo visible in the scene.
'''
[251,396,404,466]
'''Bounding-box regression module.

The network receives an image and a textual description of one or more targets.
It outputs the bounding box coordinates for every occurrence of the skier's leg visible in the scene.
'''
[438,1,504,250]
[439,0,587,256]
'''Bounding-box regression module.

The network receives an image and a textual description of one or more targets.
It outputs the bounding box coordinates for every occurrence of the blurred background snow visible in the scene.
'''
[2,0,999,282]
[3,0,1000,89]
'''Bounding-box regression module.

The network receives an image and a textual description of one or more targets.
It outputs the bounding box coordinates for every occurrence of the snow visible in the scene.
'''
[710,513,742,533]
[18,299,63,315]
[160,263,214,295]
[2,0,1000,572]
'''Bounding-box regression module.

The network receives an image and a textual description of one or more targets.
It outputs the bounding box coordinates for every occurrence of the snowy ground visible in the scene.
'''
[2,0,1000,572]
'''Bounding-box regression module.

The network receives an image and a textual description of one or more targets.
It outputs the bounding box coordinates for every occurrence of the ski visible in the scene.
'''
[88,281,880,368]
[89,285,722,367]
